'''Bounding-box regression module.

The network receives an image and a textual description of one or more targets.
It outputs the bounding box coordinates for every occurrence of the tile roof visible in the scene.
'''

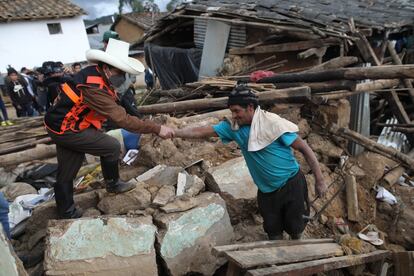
[188,0,414,30]
[118,12,166,30]
[0,0,85,22]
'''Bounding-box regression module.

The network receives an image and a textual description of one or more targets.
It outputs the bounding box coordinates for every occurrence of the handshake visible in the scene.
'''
[158,125,176,139]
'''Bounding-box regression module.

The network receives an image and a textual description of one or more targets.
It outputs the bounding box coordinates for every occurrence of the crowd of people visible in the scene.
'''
[0,62,84,126]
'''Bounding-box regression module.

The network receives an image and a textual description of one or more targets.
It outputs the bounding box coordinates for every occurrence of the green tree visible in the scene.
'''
[118,0,160,14]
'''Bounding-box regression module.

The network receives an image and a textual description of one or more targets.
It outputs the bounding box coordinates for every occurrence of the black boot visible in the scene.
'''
[100,159,135,194]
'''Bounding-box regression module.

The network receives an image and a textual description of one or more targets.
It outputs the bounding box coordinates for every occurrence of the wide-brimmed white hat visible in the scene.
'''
[85,38,144,74]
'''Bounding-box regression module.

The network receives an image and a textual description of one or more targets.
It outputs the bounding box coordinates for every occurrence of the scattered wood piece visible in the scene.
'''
[384,90,411,124]
[382,149,414,186]
[354,32,381,66]
[329,124,414,169]
[247,251,389,276]
[225,243,343,269]
[0,137,52,155]
[345,174,359,222]
[213,238,334,257]
[297,47,327,60]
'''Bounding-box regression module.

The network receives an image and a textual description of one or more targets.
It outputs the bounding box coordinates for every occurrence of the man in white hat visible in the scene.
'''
[44,39,174,219]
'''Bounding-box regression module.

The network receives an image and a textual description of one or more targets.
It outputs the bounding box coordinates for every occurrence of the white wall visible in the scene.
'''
[0,16,90,71]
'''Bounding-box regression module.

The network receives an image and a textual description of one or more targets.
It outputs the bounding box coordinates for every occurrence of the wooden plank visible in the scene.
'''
[229,38,340,55]
[247,251,389,276]
[226,261,242,276]
[394,251,414,276]
[345,174,359,222]
[213,238,334,257]
[224,243,343,269]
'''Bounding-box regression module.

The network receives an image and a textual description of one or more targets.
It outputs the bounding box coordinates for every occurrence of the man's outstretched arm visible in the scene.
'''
[174,126,218,139]
[291,137,327,197]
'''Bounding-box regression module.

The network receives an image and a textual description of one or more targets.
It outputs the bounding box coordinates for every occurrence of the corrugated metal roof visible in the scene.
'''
[194,18,246,49]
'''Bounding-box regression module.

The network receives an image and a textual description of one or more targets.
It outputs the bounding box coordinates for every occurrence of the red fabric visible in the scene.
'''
[250,70,275,82]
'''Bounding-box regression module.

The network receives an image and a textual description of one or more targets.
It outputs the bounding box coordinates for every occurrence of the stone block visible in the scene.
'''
[316,99,350,128]
[44,216,158,276]
[152,185,175,207]
[205,157,257,222]
[176,171,205,197]
[155,192,233,276]
[135,165,182,187]
[0,225,27,276]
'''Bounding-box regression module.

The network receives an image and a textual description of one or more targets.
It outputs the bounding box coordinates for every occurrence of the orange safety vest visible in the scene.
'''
[45,72,116,134]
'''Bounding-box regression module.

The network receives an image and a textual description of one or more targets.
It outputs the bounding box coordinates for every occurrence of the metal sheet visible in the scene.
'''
[198,20,231,79]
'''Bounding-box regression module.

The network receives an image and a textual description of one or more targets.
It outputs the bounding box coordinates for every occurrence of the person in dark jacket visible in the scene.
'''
[5,67,34,117]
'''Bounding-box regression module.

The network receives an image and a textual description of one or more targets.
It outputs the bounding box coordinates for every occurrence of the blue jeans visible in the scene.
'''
[0,192,10,239]
[0,95,8,121]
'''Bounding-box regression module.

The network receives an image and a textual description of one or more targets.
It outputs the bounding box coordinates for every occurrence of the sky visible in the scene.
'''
[71,0,170,19]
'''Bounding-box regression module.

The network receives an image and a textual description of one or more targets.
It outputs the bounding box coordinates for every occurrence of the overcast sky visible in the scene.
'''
[71,0,170,19]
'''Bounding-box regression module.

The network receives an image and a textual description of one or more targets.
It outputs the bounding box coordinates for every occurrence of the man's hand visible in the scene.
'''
[158,125,175,139]
[315,179,327,197]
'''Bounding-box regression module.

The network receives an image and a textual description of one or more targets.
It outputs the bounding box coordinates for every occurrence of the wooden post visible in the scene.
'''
[304,56,359,72]
[345,175,359,222]
[393,252,414,276]
[0,144,56,167]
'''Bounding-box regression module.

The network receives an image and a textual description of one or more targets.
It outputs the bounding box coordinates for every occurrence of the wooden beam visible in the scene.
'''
[385,89,411,124]
[137,87,310,114]
[354,32,381,66]
[257,65,414,83]
[345,174,359,222]
[329,124,414,169]
[276,80,356,93]
[387,41,414,103]
[229,38,340,55]
[304,56,359,73]
[0,144,56,167]
[225,243,343,269]
[382,149,414,186]
[247,251,389,276]
[297,47,327,60]
[213,238,334,257]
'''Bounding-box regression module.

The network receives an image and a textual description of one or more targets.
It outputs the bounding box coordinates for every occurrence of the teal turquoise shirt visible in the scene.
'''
[213,121,299,193]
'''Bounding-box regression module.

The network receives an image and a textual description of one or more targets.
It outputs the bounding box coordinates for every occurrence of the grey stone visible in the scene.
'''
[44,216,158,276]
[97,186,151,215]
[155,192,233,276]
[205,157,258,222]
[0,225,28,276]
[177,172,205,197]
[152,185,175,207]
[160,196,199,214]
[0,182,37,201]
[82,207,102,217]
[135,165,182,187]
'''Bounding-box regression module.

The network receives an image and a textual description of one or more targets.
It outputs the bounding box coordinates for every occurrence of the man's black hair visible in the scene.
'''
[72,62,81,68]
[228,81,258,109]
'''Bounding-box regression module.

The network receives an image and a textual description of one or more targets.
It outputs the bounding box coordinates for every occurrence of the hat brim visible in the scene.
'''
[86,49,145,74]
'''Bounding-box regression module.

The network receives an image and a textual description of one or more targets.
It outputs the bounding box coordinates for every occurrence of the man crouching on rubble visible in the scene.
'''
[174,83,327,240]
[44,39,174,219]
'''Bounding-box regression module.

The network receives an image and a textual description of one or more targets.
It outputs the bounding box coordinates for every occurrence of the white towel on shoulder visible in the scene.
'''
[248,106,298,152]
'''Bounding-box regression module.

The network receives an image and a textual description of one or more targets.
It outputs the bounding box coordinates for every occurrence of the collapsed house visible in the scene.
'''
[1,0,414,275]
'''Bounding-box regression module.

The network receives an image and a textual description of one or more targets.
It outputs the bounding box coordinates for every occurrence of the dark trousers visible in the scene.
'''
[0,95,8,121]
[16,102,34,117]
[47,128,120,216]
[257,170,309,239]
